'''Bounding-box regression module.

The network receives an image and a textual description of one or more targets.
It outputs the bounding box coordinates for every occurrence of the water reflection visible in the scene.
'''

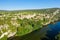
[44,22,60,40]
[8,22,60,40]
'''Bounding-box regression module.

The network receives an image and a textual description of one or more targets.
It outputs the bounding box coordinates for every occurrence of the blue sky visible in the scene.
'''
[0,0,60,10]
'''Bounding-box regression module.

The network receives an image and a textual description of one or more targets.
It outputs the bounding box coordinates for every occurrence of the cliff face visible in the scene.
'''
[0,8,60,40]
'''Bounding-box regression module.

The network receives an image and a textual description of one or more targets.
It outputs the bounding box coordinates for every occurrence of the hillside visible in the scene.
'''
[0,8,60,40]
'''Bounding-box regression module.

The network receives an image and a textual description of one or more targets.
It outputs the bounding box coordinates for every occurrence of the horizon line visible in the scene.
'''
[0,7,60,11]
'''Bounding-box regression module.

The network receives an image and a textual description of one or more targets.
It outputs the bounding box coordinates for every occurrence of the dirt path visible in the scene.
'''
[43,9,60,25]
[0,30,11,39]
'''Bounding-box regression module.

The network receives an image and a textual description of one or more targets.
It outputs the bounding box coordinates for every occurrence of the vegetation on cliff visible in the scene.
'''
[0,8,60,40]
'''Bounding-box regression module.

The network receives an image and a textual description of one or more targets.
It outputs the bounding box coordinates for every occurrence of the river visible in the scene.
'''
[8,21,60,40]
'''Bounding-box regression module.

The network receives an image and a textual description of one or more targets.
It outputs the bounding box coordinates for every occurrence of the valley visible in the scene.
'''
[0,8,60,40]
